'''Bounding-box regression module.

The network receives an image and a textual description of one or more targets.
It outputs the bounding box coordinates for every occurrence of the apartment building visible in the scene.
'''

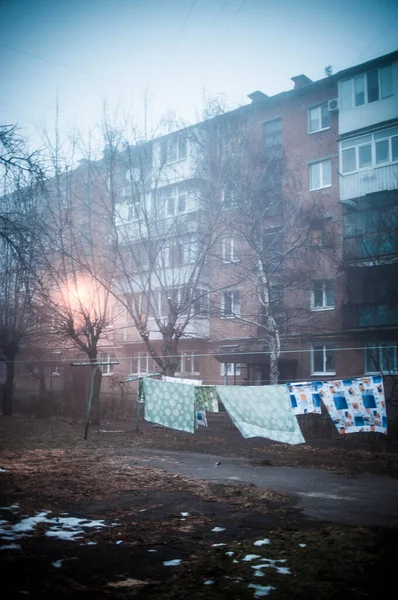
[11,51,398,400]
[90,50,396,392]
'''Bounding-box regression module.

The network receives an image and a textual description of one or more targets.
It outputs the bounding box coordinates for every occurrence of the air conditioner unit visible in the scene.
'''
[328,98,339,112]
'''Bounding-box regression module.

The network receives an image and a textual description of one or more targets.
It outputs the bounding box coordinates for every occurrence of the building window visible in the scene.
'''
[222,290,240,317]
[221,363,241,376]
[339,64,393,110]
[311,344,335,375]
[263,118,282,158]
[311,280,334,310]
[341,126,398,174]
[99,353,115,375]
[309,160,331,190]
[310,222,332,248]
[222,237,240,263]
[131,352,155,375]
[128,201,143,221]
[221,187,239,210]
[160,186,188,216]
[163,236,197,268]
[365,342,398,374]
[176,352,198,375]
[161,136,187,164]
[193,288,209,315]
[308,104,330,133]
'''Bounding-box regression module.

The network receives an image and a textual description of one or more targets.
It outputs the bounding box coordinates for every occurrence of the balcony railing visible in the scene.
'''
[344,234,398,262]
[342,302,398,329]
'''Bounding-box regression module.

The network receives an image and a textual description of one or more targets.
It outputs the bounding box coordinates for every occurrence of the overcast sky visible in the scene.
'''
[1,0,397,149]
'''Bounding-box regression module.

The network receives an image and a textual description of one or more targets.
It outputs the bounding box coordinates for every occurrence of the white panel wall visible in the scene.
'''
[340,163,398,201]
[338,61,398,135]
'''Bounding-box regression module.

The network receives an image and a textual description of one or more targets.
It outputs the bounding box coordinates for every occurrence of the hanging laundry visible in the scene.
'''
[319,376,387,434]
[288,381,322,415]
[215,385,305,444]
[195,386,219,413]
[162,375,202,385]
[142,378,195,434]
[197,410,208,427]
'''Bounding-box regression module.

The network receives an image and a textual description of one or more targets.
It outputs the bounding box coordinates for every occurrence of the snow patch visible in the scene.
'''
[248,583,276,597]
[211,527,225,532]
[163,559,182,567]
[253,539,270,546]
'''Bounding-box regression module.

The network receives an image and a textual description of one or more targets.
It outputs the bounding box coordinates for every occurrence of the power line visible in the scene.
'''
[5,344,397,365]
[347,14,398,69]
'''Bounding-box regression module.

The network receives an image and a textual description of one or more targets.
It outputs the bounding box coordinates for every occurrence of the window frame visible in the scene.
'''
[221,362,241,377]
[175,351,199,376]
[309,159,332,191]
[340,127,398,175]
[311,344,336,375]
[162,136,187,165]
[99,352,115,376]
[222,290,241,317]
[222,237,240,263]
[308,103,330,134]
[340,64,393,110]
[263,117,282,158]
[130,352,154,375]
[311,280,335,311]
[365,342,398,374]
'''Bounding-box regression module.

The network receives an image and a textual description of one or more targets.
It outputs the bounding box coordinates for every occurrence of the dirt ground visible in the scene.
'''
[1,415,398,599]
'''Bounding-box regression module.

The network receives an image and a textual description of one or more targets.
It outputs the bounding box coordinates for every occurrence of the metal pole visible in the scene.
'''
[84,365,98,440]
[136,377,143,433]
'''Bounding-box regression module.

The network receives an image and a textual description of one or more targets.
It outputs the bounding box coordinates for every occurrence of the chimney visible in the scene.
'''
[291,74,313,89]
[247,90,268,102]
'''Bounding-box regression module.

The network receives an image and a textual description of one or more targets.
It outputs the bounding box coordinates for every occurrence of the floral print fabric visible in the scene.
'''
[319,376,387,434]
[288,382,322,415]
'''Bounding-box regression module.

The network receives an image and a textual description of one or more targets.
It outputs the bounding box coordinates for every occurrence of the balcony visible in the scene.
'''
[344,233,398,263]
[342,302,398,330]
[340,164,398,203]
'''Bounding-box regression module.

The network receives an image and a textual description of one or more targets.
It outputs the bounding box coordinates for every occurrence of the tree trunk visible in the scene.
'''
[3,355,16,416]
[164,364,177,377]
[161,333,180,377]
[267,315,280,385]
[90,365,102,425]
[269,345,279,385]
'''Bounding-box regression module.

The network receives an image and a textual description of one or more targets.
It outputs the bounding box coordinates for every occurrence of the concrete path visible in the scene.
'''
[127,448,398,528]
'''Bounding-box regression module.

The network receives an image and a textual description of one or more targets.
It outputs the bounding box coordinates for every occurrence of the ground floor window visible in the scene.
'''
[176,352,198,375]
[220,363,241,377]
[311,344,335,375]
[99,352,116,375]
[365,342,398,374]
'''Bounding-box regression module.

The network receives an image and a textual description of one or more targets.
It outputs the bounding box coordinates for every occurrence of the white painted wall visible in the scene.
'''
[340,163,398,201]
[338,61,398,135]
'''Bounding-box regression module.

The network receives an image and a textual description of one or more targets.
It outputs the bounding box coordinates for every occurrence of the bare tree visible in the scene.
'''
[0,216,38,415]
[205,109,334,384]
[0,125,44,415]
[80,112,235,378]
[37,129,118,424]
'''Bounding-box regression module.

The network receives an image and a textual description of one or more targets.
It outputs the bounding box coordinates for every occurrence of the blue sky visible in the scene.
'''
[0,0,397,149]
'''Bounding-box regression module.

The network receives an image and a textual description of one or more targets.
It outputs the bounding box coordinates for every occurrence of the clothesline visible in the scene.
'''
[139,375,388,441]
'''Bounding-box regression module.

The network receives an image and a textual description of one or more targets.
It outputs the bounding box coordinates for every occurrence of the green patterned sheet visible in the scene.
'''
[143,378,195,434]
[215,385,305,445]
